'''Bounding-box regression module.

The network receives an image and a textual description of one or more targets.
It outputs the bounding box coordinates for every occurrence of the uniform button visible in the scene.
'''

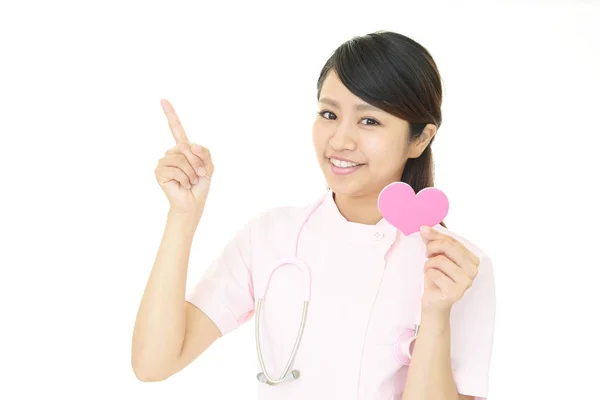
[374,231,383,239]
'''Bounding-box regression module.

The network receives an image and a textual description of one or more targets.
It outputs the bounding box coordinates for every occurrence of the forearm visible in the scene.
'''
[402,310,459,400]
[131,210,202,373]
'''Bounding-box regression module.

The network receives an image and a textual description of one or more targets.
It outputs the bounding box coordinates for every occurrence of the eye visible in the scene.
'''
[361,117,380,126]
[317,110,336,120]
[317,111,380,126]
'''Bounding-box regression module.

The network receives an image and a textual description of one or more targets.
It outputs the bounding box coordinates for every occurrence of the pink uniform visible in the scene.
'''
[186,189,496,399]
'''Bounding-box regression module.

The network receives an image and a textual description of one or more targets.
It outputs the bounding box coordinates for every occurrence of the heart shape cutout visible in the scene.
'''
[377,182,449,236]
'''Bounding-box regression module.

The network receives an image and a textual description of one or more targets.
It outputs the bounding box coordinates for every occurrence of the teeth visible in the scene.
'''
[330,158,360,168]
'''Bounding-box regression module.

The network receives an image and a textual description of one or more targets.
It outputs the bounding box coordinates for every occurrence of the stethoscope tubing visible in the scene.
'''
[255,298,309,385]
[255,257,312,386]
[254,194,428,385]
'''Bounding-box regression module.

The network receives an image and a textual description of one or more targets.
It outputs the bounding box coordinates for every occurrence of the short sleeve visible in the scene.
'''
[185,218,256,336]
[449,253,496,400]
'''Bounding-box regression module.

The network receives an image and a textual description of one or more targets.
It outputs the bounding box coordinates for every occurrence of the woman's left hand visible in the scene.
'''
[419,225,480,315]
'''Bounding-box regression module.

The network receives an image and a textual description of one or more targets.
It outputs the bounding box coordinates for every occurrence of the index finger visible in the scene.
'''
[419,225,451,241]
[160,99,190,144]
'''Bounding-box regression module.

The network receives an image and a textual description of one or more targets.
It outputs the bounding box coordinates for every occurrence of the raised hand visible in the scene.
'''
[419,225,480,315]
[155,99,214,216]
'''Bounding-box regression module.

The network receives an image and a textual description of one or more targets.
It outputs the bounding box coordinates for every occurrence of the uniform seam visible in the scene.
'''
[355,259,388,400]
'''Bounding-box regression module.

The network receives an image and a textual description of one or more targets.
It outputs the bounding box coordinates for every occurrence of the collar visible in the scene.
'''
[315,189,400,247]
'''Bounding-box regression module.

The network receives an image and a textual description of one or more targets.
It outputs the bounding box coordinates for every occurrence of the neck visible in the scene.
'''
[333,191,383,225]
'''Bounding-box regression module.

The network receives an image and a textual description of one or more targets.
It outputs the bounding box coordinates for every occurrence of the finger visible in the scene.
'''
[420,225,449,242]
[162,153,200,185]
[426,268,452,294]
[190,143,214,177]
[425,239,476,277]
[421,226,479,266]
[424,255,465,284]
[161,99,190,144]
[167,143,206,180]
[156,165,192,189]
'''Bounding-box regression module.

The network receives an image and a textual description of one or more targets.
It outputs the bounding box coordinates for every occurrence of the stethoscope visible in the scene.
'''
[254,193,426,386]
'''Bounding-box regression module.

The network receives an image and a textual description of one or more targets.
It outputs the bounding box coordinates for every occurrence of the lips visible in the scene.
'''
[328,157,364,176]
[328,157,364,168]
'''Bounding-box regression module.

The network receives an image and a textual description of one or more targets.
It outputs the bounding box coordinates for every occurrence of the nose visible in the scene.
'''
[328,125,357,152]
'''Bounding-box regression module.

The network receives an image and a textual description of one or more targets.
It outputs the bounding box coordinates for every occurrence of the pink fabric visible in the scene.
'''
[186,190,495,399]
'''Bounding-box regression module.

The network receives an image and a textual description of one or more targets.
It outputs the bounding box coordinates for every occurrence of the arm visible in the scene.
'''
[402,311,472,400]
[131,210,221,382]
[402,226,495,399]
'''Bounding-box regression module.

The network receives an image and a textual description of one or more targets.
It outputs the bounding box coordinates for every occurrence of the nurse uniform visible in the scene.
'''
[186,189,496,400]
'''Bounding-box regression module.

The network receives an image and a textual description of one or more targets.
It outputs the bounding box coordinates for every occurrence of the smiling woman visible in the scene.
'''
[311,33,445,228]
[132,30,495,400]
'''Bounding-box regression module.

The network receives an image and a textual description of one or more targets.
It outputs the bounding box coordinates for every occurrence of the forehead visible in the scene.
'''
[320,71,358,100]
[319,71,382,113]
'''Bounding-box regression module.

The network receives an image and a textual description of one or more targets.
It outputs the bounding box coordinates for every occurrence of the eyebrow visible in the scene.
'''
[319,97,381,112]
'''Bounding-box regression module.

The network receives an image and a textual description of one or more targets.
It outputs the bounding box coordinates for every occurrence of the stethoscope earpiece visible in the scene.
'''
[256,370,300,385]
[257,372,267,383]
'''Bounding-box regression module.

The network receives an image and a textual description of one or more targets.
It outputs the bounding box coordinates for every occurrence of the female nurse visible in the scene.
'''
[132,30,496,400]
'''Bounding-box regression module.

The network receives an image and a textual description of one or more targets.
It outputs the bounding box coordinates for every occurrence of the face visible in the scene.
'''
[312,70,435,199]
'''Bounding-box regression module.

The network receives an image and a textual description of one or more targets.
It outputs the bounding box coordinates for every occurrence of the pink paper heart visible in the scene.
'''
[377,182,449,236]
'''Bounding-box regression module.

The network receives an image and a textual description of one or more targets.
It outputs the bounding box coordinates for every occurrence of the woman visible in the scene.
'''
[131,30,496,400]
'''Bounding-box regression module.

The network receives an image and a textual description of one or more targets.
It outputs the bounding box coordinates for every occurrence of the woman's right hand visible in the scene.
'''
[155,99,214,216]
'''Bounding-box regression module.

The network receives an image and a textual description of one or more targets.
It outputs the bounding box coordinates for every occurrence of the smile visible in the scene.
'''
[328,157,364,175]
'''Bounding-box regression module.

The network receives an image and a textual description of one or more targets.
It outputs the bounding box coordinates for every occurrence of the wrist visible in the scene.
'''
[420,308,451,332]
[167,209,202,230]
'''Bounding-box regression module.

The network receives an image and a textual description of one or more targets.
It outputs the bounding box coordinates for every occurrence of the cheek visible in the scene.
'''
[312,123,328,150]
[362,136,403,161]
[361,136,385,155]
[362,135,408,174]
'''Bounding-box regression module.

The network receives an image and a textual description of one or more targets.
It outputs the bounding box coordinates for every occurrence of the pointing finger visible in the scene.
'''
[161,99,190,144]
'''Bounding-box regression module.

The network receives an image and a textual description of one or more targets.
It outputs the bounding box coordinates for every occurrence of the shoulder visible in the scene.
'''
[227,197,322,265]
[241,197,321,239]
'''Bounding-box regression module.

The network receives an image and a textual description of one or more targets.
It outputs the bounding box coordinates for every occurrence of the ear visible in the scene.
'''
[407,123,437,159]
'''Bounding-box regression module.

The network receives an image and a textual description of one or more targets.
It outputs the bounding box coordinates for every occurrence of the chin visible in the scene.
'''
[324,177,371,198]
[326,177,389,201]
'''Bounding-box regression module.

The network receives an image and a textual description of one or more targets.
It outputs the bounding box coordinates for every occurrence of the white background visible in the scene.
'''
[1,1,599,399]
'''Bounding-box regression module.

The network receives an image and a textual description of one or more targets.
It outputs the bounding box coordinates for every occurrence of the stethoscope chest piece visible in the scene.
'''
[394,324,419,365]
